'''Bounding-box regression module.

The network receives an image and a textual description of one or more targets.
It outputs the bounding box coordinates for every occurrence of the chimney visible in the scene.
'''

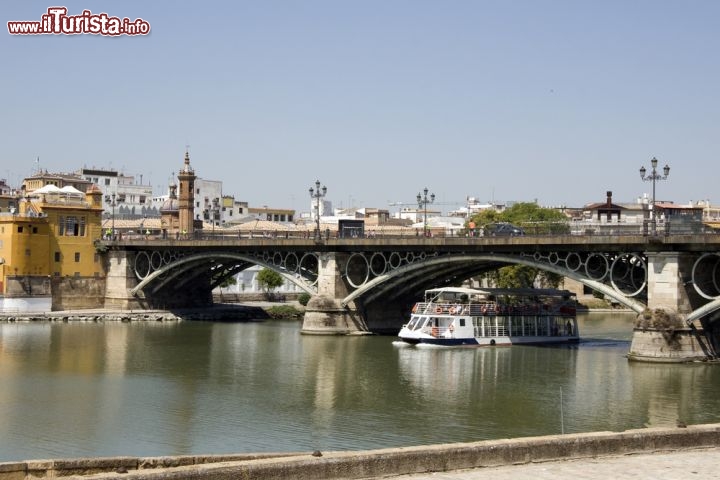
[606,191,612,207]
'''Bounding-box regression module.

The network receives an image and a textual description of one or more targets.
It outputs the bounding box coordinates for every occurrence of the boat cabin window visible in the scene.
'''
[406,317,419,330]
[410,316,428,331]
[459,318,465,327]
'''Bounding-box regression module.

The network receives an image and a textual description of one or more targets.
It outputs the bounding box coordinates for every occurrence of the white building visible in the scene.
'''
[449,197,507,218]
[193,178,223,225]
[79,167,155,219]
[397,206,442,223]
[310,198,332,220]
[221,197,251,225]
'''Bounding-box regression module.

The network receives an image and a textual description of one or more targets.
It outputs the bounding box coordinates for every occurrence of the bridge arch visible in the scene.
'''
[341,253,647,313]
[130,252,318,297]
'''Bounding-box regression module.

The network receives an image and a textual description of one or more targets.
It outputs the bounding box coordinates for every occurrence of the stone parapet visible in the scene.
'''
[2,424,720,480]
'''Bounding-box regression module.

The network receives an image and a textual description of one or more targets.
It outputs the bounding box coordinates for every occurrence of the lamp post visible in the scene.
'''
[104,193,118,240]
[211,197,219,234]
[639,157,670,235]
[203,197,221,236]
[417,187,435,237]
[309,180,327,240]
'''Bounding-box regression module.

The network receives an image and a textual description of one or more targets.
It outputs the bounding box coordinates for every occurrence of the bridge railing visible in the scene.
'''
[104,220,716,242]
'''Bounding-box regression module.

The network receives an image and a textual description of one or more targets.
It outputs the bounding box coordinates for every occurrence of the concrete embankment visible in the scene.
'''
[2,424,720,480]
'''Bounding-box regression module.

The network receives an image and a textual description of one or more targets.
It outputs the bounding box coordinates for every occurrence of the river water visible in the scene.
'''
[1,312,720,462]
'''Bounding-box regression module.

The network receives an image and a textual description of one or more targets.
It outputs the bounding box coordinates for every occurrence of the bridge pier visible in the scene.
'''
[301,252,368,335]
[628,252,713,362]
[105,250,214,310]
[104,250,146,310]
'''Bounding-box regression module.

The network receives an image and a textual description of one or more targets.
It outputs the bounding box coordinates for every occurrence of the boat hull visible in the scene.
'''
[398,334,579,347]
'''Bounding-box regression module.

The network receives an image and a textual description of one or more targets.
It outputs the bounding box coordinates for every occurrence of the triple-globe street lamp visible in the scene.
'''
[204,197,220,235]
[104,192,119,239]
[309,180,327,240]
[417,187,435,237]
[639,157,670,235]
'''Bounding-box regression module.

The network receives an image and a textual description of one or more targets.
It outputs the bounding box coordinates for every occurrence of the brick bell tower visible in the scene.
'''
[177,149,196,235]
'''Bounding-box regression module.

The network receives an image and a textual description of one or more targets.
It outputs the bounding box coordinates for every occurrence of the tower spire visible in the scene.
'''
[177,149,196,235]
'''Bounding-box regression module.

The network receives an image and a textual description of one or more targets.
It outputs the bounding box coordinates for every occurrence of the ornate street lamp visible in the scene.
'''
[104,193,119,240]
[204,197,221,235]
[309,180,327,240]
[417,187,435,237]
[639,157,670,235]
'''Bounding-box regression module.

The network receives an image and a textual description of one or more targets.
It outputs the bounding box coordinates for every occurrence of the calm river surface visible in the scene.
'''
[2,312,720,462]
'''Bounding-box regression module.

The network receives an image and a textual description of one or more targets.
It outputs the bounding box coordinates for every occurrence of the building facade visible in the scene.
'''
[194,178,223,225]
[79,168,156,219]
[0,183,104,311]
[22,171,92,194]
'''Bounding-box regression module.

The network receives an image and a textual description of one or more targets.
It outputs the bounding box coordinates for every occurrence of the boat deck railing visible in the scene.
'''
[413,302,576,317]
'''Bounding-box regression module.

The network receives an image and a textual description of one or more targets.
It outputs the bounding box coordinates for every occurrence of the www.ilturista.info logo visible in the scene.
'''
[8,7,150,36]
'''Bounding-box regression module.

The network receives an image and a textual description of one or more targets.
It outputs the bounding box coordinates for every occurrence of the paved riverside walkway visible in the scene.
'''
[385,447,720,479]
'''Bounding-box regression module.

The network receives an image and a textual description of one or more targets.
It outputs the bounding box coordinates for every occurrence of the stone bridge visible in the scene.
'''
[103,234,720,361]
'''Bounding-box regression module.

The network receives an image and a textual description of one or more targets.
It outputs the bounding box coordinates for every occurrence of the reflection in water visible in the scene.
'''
[1,313,720,462]
[628,361,720,428]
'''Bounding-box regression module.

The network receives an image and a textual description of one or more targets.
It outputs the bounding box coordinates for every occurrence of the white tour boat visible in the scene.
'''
[397,287,579,347]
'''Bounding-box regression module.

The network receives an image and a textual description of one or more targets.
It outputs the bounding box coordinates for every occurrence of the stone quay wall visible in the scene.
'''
[0,306,270,323]
[1,424,719,480]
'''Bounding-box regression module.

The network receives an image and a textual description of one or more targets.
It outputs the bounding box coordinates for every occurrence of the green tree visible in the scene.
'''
[468,202,569,235]
[217,275,237,290]
[256,268,284,296]
[212,273,237,301]
[298,292,311,306]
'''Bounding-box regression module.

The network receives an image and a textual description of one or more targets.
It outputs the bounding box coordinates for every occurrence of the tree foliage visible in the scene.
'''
[217,275,237,290]
[468,202,569,235]
[256,268,284,293]
[298,292,311,306]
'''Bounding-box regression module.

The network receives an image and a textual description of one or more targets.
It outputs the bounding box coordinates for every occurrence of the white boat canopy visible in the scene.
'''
[424,286,576,299]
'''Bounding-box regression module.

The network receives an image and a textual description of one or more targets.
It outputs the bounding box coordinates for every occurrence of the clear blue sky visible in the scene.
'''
[3,1,719,214]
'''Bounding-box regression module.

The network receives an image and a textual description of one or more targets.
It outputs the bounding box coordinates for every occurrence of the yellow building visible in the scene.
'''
[0,184,104,310]
[22,170,93,194]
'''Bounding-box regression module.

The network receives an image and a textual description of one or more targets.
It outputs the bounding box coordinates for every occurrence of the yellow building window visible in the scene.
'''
[60,216,86,236]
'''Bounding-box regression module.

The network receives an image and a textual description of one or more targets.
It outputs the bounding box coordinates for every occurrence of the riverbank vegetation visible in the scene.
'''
[264,305,304,319]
